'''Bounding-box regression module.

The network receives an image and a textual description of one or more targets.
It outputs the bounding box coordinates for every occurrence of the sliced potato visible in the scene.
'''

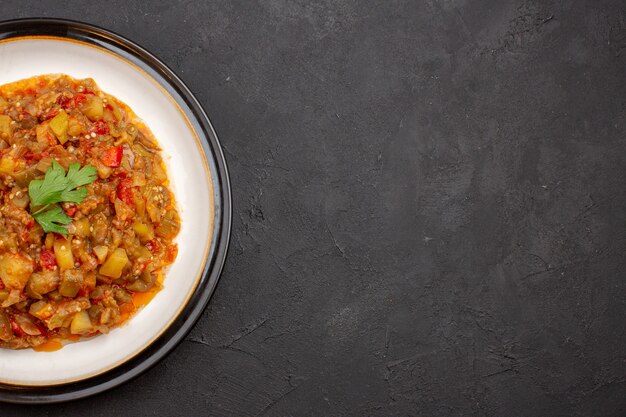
[0,155,17,174]
[26,270,60,298]
[0,309,12,341]
[0,115,12,139]
[29,300,54,321]
[70,311,92,335]
[67,115,83,136]
[73,217,91,237]
[133,222,154,242]
[82,96,103,121]
[35,123,51,145]
[53,237,75,270]
[49,111,69,144]
[0,253,34,291]
[59,269,83,298]
[93,245,108,264]
[99,248,129,279]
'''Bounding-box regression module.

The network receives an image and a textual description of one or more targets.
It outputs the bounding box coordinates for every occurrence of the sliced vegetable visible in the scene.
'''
[59,269,83,298]
[26,270,59,298]
[93,245,108,264]
[29,301,54,321]
[53,237,74,270]
[0,253,34,291]
[99,248,129,279]
[39,249,57,271]
[82,95,103,121]
[133,222,154,242]
[49,111,69,144]
[0,309,13,341]
[70,311,92,334]
[0,155,17,175]
[0,115,12,139]
[117,178,134,205]
[101,146,122,168]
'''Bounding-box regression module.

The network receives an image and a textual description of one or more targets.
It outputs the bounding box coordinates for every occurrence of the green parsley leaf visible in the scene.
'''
[28,160,68,208]
[32,205,72,236]
[65,162,98,190]
[29,161,97,208]
[28,160,97,234]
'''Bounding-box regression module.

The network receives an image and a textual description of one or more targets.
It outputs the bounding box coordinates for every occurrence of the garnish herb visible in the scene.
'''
[28,160,97,235]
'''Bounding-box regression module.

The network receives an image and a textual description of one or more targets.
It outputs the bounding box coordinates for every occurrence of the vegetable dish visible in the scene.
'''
[0,75,180,350]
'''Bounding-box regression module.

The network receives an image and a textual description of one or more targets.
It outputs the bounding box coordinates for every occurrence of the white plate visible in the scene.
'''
[0,20,230,395]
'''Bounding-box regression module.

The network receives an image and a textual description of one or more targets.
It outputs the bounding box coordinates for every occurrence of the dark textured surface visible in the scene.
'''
[2,0,626,416]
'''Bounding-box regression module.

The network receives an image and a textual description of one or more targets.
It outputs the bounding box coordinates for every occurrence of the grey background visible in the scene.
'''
[2,0,626,416]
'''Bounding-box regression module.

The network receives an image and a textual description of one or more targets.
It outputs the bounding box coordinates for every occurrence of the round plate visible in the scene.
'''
[0,19,231,403]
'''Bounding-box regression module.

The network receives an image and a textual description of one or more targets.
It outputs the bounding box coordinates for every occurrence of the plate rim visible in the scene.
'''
[0,18,232,403]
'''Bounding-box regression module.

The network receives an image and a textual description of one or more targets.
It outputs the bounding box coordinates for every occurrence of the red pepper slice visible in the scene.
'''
[117,178,134,205]
[40,249,57,271]
[101,146,122,168]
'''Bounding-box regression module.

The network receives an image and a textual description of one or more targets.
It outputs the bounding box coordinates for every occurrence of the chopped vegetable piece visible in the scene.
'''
[82,96,103,121]
[73,217,91,237]
[49,111,69,144]
[117,178,134,205]
[26,270,60,298]
[53,237,74,271]
[93,246,108,264]
[0,115,12,139]
[70,311,92,335]
[59,269,83,298]
[92,119,109,134]
[0,309,13,341]
[101,146,123,168]
[0,156,17,174]
[99,248,129,279]
[133,222,154,242]
[0,253,34,291]
[39,249,57,271]
[29,301,54,321]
